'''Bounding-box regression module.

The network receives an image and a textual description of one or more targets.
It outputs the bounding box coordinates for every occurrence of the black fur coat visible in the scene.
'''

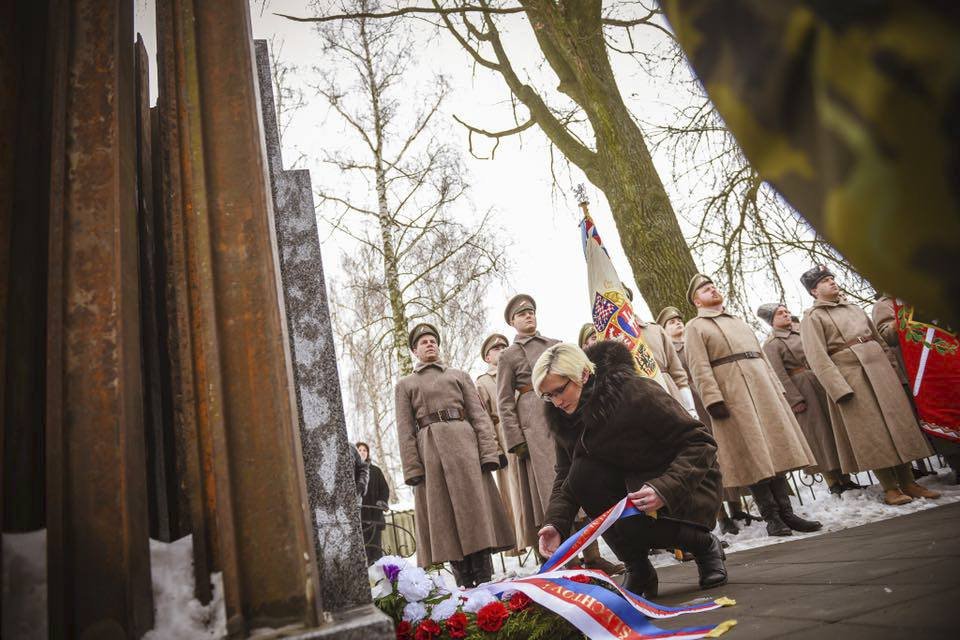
[543,340,723,534]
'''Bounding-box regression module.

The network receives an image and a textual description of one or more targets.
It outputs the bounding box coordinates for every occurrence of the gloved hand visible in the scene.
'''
[707,401,730,420]
[406,475,424,486]
[498,454,508,469]
[511,442,530,460]
[481,462,499,473]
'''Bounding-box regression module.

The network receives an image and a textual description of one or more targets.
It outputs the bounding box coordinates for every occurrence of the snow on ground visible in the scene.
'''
[143,535,226,640]
[2,531,226,640]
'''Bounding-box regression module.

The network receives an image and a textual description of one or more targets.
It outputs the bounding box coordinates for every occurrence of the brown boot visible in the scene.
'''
[901,482,941,499]
[582,540,625,575]
[883,489,913,505]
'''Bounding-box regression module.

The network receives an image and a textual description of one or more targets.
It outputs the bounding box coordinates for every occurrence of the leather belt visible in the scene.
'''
[517,384,534,395]
[828,335,875,356]
[416,408,464,429]
[709,351,761,367]
[787,366,809,376]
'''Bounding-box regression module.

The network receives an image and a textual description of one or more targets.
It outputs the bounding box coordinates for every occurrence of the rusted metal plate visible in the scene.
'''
[158,0,322,633]
[153,0,215,603]
[45,0,154,636]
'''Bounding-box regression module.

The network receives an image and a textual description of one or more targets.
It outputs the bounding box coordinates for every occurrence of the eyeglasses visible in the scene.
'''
[540,379,571,403]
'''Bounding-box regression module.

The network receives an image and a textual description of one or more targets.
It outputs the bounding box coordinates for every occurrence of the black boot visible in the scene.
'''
[838,474,863,491]
[473,552,493,586]
[750,481,792,537]
[450,559,469,588]
[718,509,740,535]
[771,476,822,532]
[622,557,658,598]
[676,526,727,590]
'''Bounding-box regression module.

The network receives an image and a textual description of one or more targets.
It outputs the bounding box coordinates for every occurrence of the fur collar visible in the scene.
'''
[544,340,638,450]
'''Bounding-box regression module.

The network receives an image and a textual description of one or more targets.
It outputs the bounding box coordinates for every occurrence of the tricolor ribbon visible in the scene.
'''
[467,495,736,639]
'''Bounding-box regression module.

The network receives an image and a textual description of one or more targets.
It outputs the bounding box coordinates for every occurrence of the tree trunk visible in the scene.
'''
[524,0,701,316]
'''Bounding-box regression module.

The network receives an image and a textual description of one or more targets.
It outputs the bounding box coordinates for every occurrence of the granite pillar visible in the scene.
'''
[254,40,392,637]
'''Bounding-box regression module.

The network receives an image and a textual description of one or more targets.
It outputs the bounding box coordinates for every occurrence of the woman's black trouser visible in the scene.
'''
[363,522,384,564]
[566,455,696,562]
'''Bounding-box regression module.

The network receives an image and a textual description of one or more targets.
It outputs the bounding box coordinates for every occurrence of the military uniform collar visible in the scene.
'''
[772,327,796,339]
[515,332,544,345]
[696,306,727,318]
[414,360,447,373]
[812,298,842,308]
[485,363,498,377]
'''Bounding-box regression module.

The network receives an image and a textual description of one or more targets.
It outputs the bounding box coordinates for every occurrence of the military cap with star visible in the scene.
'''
[686,273,714,304]
[480,333,509,360]
[655,306,682,326]
[503,294,537,324]
[408,322,441,350]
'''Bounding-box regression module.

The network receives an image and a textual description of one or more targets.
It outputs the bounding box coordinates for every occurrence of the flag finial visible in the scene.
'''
[574,184,591,219]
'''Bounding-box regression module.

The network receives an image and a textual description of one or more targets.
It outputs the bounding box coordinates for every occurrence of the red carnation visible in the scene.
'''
[570,574,592,584]
[508,591,532,612]
[395,620,413,640]
[413,619,441,640]
[476,601,511,632]
[444,611,468,639]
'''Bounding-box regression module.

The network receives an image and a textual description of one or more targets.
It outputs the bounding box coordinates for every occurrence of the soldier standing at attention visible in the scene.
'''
[683,274,821,537]
[497,294,560,555]
[758,303,860,496]
[395,323,515,587]
[657,306,745,535]
[476,333,525,552]
[799,267,940,505]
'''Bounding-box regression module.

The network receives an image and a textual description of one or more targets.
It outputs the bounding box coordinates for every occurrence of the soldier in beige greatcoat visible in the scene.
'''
[657,306,747,535]
[475,333,525,553]
[395,323,515,586]
[799,267,940,506]
[497,294,560,552]
[683,274,820,537]
[758,302,859,495]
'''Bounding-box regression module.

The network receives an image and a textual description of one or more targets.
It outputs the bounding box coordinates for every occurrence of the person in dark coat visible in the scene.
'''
[534,340,727,597]
[352,445,369,499]
[357,442,391,564]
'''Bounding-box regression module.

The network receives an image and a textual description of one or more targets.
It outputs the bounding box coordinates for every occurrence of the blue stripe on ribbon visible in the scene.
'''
[548,578,720,639]
[539,501,642,574]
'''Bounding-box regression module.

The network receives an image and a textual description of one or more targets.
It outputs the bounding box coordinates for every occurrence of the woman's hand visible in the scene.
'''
[628,484,664,513]
[538,525,561,557]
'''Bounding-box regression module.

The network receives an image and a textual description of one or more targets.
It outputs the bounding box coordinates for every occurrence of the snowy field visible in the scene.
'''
[4,465,957,638]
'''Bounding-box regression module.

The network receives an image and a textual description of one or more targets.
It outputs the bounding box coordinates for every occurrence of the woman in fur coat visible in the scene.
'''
[534,340,727,597]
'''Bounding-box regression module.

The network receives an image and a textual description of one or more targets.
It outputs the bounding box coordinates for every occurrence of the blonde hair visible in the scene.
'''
[532,343,596,395]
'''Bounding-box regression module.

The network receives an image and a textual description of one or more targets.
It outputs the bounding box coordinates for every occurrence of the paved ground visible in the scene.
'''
[653,501,960,639]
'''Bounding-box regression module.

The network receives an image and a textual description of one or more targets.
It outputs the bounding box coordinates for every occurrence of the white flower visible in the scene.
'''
[461,589,497,613]
[429,594,460,621]
[371,576,393,599]
[402,601,427,623]
[396,567,433,602]
[430,572,451,595]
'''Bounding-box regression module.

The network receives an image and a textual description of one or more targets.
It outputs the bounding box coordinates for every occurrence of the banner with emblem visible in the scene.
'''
[894,301,960,443]
[577,190,666,389]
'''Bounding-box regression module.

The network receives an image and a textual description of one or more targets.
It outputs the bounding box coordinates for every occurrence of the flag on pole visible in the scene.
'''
[894,301,960,443]
[576,187,667,389]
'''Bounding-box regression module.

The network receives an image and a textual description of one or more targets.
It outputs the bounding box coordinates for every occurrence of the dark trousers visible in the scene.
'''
[566,455,687,563]
[363,523,384,565]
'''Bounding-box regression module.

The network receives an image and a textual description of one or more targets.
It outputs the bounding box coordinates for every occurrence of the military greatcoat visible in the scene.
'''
[763,328,842,473]
[395,361,515,567]
[800,299,932,473]
[476,366,525,549]
[639,321,689,402]
[684,308,816,488]
[497,332,560,543]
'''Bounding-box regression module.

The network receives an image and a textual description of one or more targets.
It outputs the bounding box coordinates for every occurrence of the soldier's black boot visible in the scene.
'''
[675,525,728,590]
[450,559,469,588]
[622,557,658,598]
[718,508,740,535]
[750,481,792,537]
[771,476,822,532]
[473,552,494,586]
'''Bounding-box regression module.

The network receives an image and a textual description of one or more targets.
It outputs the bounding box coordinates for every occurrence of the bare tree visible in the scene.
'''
[268,35,307,164]
[282,0,704,317]
[314,0,506,373]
